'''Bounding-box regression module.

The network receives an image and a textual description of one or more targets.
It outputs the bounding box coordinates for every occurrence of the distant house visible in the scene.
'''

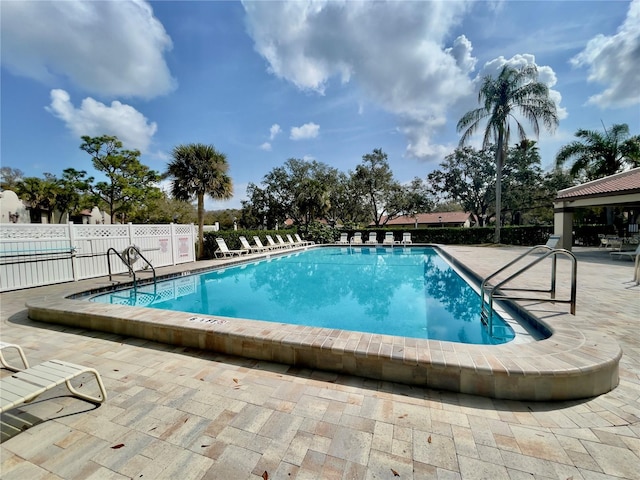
[373,212,475,228]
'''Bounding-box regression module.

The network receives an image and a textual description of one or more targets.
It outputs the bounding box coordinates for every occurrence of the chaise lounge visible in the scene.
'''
[0,343,107,413]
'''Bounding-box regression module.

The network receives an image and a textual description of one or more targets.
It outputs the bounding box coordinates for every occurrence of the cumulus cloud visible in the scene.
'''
[243,0,474,161]
[570,0,640,108]
[290,122,320,140]
[0,0,175,99]
[260,142,272,151]
[269,124,282,140]
[46,89,157,152]
[477,54,567,121]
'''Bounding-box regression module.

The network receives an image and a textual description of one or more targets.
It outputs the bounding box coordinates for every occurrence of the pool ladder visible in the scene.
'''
[107,245,157,290]
[480,244,577,333]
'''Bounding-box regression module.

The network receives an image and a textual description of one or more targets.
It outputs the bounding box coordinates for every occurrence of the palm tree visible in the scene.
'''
[166,144,233,259]
[555,123,640,181]
[457,64,558,243]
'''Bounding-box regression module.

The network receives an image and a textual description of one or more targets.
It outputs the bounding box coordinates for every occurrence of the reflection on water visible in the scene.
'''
[91,247,514,344]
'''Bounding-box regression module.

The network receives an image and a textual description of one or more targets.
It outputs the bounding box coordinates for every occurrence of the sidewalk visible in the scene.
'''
[1,246,639,479]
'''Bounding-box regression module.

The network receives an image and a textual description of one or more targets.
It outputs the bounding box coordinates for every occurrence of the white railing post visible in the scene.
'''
[128,222,135,246]
[68,221,78,281]
[170,223,177,266]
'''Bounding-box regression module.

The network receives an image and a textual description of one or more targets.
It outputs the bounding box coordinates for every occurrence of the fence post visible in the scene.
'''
[68,221,78,281]
[128,222,135,246]
[170,223,177,266]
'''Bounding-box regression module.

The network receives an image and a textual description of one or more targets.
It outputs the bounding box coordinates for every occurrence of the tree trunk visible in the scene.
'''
[494,133,505,244]
[197,193,205,260]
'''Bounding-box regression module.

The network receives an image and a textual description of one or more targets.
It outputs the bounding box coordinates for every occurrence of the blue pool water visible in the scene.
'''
[90,247,515,345]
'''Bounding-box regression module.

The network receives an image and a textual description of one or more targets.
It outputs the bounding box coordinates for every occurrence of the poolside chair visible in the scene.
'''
[253,236,277,252]
[0,342,30,372]
[214,238,247,258]
[239,236,267,253]
[295,233,314,246]
[382,232,397,245]
[402,232,413,245]
[365,232,378,244]
[337,232,349,244]
[265,235,282,250]
[351,232,363,245]
[276,234,292,248]
[610,244,640,261]
[1,358,108,413]
[286,234,300,247]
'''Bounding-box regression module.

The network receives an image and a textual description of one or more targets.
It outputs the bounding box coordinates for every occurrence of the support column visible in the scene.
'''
[554,206,574,251]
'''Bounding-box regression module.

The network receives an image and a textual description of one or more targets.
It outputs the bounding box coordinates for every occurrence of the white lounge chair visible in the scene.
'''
[253,236,278,251]
[365,232,378,244]
[337,232,349,244]
[382,232,397,245]
[214,238,247,258]
[295,233,314,246]
[286,234,300,247]
[402,232,413,245]
[351,232,363,245]
[1,358,107,413]
[0,342,30,372]
[275,234,292,249]
[239,236,268,253]
[610,244,640,261]
[265,235,283,250]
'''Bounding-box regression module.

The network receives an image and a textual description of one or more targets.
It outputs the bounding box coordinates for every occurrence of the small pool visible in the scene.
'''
[90,246,515,345]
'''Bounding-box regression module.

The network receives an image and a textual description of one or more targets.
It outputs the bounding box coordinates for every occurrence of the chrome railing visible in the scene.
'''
[480,244,577,334]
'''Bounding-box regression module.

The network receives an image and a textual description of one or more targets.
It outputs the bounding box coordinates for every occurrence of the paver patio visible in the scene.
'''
[1,245,639,479]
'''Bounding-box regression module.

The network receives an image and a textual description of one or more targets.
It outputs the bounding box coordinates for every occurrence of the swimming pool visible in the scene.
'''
[26,244,622,400]
[90,247,515,345]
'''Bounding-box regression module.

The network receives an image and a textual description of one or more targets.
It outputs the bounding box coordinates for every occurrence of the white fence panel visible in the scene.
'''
[1,223,196,291]
[0,224,75,291]
[73,224,132,280]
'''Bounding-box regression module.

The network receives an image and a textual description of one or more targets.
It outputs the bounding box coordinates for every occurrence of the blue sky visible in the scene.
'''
[1,0,639,210]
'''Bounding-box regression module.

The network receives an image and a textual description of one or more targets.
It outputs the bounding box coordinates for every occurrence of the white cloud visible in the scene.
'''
[570,0,640,108]
[290,122,320,140]
[260,142,272,151]
[269,124,282,140]
[46,89,157,152]
[0,0,176,99]
[445,35,477,75]
[476,54,568,121]
[243,0,474,161]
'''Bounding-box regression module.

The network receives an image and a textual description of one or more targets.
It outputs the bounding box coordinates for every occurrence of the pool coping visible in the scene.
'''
[25,245,622,401]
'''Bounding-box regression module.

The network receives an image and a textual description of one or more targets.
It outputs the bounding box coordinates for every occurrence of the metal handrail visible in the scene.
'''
[107,246,156,290]
[480,246,577,334]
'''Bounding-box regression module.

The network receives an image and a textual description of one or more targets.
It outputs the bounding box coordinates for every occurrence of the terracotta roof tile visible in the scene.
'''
[555,168,640,200]
[375,211,473,226]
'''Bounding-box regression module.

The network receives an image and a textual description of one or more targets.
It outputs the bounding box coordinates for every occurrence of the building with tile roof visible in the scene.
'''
[372,211,475,228]
[554,168,640,249]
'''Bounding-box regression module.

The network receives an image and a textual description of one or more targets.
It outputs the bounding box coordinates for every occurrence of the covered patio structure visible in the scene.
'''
[554,167,640,250]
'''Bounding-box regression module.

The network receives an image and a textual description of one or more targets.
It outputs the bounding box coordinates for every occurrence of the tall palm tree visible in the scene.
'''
[555,123,640,181]
[457,64,558,243]
[166,144,233,259]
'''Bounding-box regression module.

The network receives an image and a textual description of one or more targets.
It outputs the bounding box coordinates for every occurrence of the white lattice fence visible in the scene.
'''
[1,223,196,291]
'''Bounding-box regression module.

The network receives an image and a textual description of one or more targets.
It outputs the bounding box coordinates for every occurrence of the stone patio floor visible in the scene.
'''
[1,245,639,479]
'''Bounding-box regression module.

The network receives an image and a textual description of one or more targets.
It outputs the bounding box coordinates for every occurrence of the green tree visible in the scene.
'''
[457,64,558,242]
[0,167,24,190]
[242,159,340,231]
[501,140,546,225]
[428,146,495,226]
[55,168,94,223]
[128,190,197,224]
[80,135,162,223]
[15,174,58,223]
[351,148,404,226]
[555,123,640,181]
[166,143,233,259]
